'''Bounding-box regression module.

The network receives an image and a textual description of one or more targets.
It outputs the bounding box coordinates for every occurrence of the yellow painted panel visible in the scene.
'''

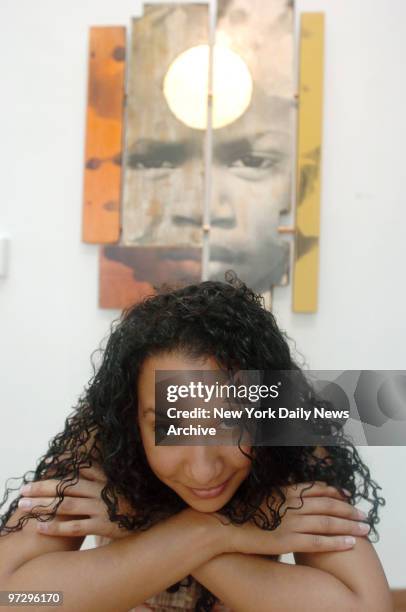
[292,13,325,312]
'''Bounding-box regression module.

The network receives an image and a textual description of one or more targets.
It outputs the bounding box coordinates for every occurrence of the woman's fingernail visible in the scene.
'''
[344,536,356,546]
[37,522,49,533]
[356,509,367,519]
[357,522,370,534]
[21,484,32,495]
[343,489,351,497]
[18,498,32,509]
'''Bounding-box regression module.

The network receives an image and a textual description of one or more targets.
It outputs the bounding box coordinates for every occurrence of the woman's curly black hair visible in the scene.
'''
[0,273,384,611]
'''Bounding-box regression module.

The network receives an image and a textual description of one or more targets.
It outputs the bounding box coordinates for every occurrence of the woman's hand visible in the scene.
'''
[18,463,134,540]
[20,473,370,557]
[218,481,371,557]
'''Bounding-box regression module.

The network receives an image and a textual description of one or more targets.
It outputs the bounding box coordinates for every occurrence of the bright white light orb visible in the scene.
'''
[163,44,253,130]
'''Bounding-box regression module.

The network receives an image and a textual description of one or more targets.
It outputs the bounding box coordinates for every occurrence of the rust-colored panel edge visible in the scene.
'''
[99,245,203,310]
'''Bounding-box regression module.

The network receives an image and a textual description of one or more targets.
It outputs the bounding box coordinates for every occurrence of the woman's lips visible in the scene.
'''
[186,476,232,499]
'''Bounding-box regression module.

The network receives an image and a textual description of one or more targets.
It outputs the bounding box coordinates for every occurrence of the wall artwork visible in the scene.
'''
[82,1,324,312]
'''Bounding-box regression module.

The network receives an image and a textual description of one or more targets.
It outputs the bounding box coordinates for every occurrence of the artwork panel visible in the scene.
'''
[99,248,153,309]
[292,13,324,313]
[122,4,209,249]
[99,245,202,309]
[208,0,294,296]
[82,27,126,243]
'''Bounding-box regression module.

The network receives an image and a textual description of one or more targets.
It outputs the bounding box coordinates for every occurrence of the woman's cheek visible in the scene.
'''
[230,445,252,469]
[145,446,183,479]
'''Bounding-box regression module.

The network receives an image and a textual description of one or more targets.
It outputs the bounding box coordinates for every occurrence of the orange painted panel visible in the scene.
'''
[82,27,126,243]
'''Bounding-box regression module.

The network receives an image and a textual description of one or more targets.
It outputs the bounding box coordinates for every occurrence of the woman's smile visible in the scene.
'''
[184,475,233,499]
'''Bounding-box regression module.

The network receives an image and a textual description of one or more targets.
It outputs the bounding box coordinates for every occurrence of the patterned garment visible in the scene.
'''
[95,536,232,612]
[128,577,232,611]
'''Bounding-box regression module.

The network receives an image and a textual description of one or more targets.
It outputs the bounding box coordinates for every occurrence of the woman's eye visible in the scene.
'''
[217,418,240,431]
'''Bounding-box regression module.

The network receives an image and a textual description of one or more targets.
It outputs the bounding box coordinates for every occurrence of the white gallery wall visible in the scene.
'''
[0,0,405,587]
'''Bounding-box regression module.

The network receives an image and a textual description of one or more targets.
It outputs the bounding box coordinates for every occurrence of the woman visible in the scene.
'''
[0,277,392,611]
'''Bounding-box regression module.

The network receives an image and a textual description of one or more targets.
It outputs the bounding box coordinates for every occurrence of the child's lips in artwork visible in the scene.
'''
[160,249,201,261]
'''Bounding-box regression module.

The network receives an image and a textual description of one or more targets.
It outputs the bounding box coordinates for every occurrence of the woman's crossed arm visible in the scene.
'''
[0,504,225,612]
[1,466,392,612]
[192,537,393,612]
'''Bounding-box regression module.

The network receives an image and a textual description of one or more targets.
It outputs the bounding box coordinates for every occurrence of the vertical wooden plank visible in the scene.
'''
[99,5,208,309]
[82,27,126,244]
[208,0,294,298]
[292,13,325,312]
[122,5,208,248]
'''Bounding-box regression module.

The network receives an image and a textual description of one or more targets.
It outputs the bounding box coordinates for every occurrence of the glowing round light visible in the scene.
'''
[163,44,253,130]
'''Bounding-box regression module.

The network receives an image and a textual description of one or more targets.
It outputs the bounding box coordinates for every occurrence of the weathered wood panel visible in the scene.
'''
[99,5,208,308]
[122,5,208,248]
[208,0,294,297]
[99,245,201,309]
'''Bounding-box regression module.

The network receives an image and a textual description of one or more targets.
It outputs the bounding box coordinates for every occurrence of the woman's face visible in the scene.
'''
[137,350,252,512]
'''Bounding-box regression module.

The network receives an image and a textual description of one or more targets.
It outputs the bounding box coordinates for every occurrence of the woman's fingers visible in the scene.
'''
[36,517,98,538]
[265,482,351,516]
[284,533,358,553]
[287,481,350,500]
[20,478,102,499]
[78,462,107,483]
[17,495,105,517]
[290,514,370,537]
[42,451,106,483]
[35,515,132,540]
[285,496,365,520]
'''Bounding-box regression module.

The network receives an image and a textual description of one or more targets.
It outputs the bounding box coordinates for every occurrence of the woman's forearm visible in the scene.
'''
[1,510,225,612]
[192,547,392,612]
[192,554,359,612]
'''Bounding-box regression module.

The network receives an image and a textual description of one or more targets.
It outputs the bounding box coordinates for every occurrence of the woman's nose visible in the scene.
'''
[184,445,224,487]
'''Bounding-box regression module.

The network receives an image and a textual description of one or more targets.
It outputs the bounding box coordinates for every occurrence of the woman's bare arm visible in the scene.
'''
[8,455,391,611]
[192,536,393,612]
[0,506,225,612]
[293,537,393,610]
[192,452,392,612]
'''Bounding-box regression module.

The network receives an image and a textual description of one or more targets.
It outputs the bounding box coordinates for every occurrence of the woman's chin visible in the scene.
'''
[185,496,230,513]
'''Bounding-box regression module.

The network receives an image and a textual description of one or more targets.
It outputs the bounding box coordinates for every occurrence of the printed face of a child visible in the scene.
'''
[137,350,252,512]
